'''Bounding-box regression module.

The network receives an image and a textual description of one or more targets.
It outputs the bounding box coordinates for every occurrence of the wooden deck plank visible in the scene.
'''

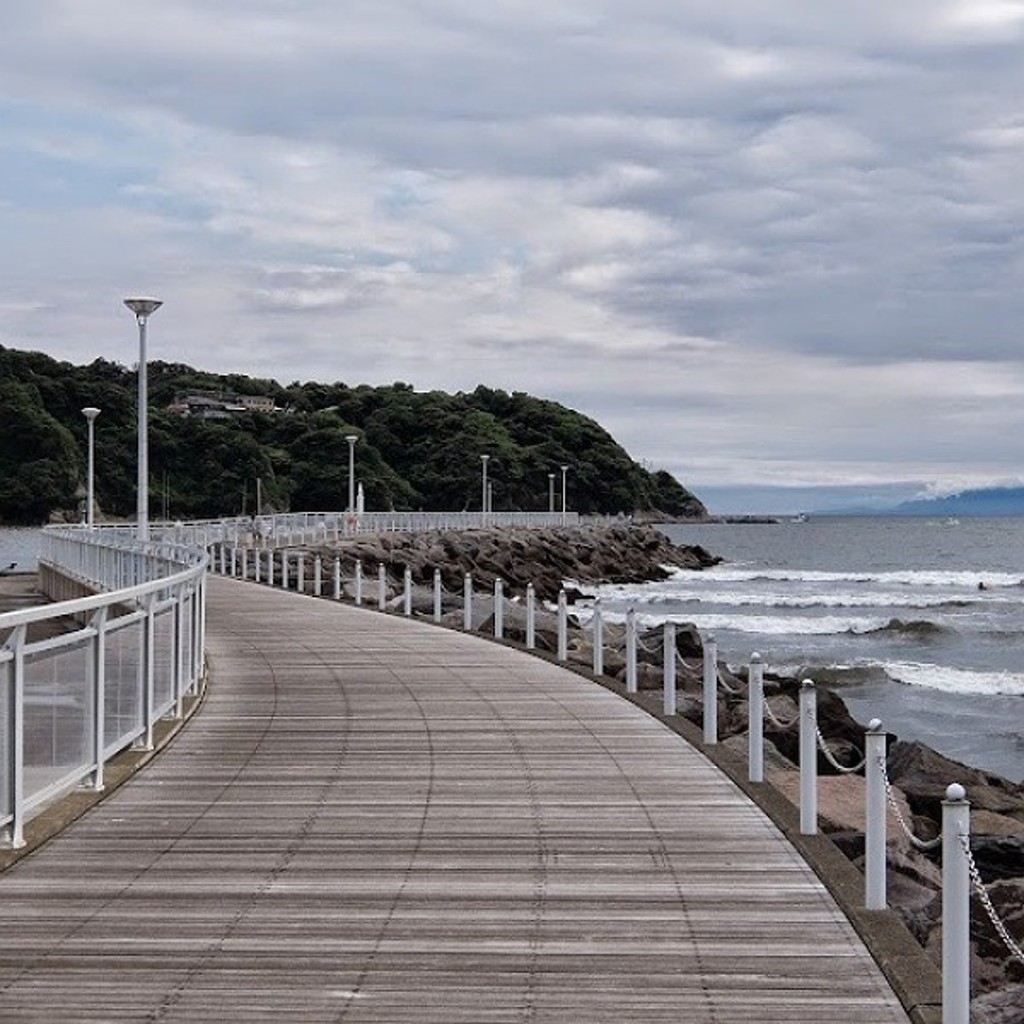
[0,577,911,1022]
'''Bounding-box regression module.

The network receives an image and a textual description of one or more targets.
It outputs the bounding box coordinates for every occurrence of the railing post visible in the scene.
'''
[663,621,676,716]
[463,573,473,630]
[135,595,156,752]
[865,718,887,910]
[494,579,504,639]
[592,598,603,676]
[525,583,536,649]
[230,546,238,578]
[86,608,108,792]
[799,679,817,835]
[702,634,718,744]
[5,625,27,848]
[433,569,442,623]
[314,555,323,597]
[355,560,363,606]
[403,566,412,616]
[625,607,637,693]
[557,588,568,662]
[378,564,387,610]
[748,652,764,783]
[240,547,248,581]
[265,549,274,587]
[297,553,305,594]
[942,783,971,1024]
[281,552,289,591]
[333,556,341,601]
[254,547,261,583]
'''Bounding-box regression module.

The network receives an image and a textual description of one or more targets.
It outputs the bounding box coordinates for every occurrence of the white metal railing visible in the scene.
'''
[212,549,1022,1024]
[1,528,207,849]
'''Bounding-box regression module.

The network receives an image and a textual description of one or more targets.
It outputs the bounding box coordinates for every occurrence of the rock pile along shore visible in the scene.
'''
[304,522,1022,1018]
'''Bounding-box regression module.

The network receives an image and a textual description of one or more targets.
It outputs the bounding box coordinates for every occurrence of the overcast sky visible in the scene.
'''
[2,2,1023,513]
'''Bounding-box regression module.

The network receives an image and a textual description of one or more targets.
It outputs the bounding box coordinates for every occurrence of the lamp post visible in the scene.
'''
[345,434,359,512]
[548,472,555,514]
[480,455,490,522]
[82,407,100,527]
[124,297,162,541]
[561,464,568,526]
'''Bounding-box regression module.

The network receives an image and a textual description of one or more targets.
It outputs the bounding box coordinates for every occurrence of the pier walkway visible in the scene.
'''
[0,577,911,1022]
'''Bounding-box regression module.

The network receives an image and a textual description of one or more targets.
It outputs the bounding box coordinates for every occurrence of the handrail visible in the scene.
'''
[2,528,207,850]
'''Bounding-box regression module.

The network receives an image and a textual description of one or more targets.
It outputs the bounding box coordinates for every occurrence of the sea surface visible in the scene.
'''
[589,516,1024,783]
[0,526,43,573]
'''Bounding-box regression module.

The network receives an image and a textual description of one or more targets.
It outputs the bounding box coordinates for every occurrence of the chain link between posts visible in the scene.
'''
[763,697,798,730]
[877,755,942,851]
[957,833,1024,965]
[815,726,866,773]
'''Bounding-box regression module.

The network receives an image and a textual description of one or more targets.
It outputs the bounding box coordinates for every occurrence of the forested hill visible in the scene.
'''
[0,345,706,525]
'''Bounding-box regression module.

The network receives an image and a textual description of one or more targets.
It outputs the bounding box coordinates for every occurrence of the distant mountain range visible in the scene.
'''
[887,487,1024,517]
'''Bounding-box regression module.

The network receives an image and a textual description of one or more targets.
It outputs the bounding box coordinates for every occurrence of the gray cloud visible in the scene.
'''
[2,2,1024,510]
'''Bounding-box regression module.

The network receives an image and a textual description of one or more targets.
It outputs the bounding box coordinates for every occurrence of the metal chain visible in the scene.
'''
[763,696,798,729]
[958,833,1024,964]
[878,755,942,850]
[815,726,866,773]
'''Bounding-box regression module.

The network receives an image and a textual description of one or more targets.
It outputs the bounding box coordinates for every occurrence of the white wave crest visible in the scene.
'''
[687,566,1024,589]
[882,662,1024,696]
[643,589,989,610]
[629,612,892,636]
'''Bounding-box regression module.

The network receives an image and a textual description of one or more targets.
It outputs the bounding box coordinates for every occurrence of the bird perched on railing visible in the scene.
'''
[0,562,17,575]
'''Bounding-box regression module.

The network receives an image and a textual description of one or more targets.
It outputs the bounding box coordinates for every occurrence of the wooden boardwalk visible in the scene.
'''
[0,577,911,1022]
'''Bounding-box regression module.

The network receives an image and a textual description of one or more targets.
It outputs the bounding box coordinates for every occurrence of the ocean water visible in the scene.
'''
[0,527,43,572]
[589,517,1024,783]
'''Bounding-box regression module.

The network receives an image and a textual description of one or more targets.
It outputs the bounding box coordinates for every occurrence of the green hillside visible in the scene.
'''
[0,345,706,525]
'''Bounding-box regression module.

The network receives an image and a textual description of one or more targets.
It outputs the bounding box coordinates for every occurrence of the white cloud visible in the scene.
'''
[1,1,1024,505]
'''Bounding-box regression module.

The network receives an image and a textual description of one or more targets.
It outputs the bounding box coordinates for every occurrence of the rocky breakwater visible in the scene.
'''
[311,522,720,602]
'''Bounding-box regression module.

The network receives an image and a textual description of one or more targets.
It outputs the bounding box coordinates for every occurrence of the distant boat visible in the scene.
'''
[944,517,960,526]
[791,513,808,523]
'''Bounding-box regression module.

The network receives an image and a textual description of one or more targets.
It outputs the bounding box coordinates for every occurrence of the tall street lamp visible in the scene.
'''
[561,464,569,526]
[548,472,555,514]
[345,434,359,512]
[82,407,100,527]
[124,297,162,542]
[480,455,490,521]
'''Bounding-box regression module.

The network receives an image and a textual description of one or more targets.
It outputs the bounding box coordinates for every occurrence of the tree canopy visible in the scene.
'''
[0,345,707,525]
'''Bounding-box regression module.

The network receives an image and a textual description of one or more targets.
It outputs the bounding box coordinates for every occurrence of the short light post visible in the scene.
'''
[345,434,359,512]
[560,464,568,526]
[548,472,555,513]
[124,297,162,542]
[81,406,101,527]
[480,454,490,524]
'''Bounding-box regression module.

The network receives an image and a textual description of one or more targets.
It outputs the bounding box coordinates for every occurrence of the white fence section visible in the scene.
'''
[1,528,207,849]
[211,548,1023,1024]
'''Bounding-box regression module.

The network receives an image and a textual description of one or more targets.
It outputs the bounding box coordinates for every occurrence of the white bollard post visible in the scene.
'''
[297,554,305,594]
[799,679,818,835]
[703,634,718,745]
[230,547,238,578]
[266,549,274,587]
[403,567,412,616]
[592,599,603,676]
[314,555,322,597]
[626,608,637,694]
[865,718,887,910]
[494,579,504,639]
[240,548,248,581]
[748,653,764,783]
[557,588,568,662]
[463,573,473,630]
[526,584,536,649]
[281,552,289,590]
[663,621,676,716]
[433,569,442,623]
[354,559,363,605]
[333,556,341,601]
[378,564,387,610]
[254,549,261,583]
[942,783,971,1024]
